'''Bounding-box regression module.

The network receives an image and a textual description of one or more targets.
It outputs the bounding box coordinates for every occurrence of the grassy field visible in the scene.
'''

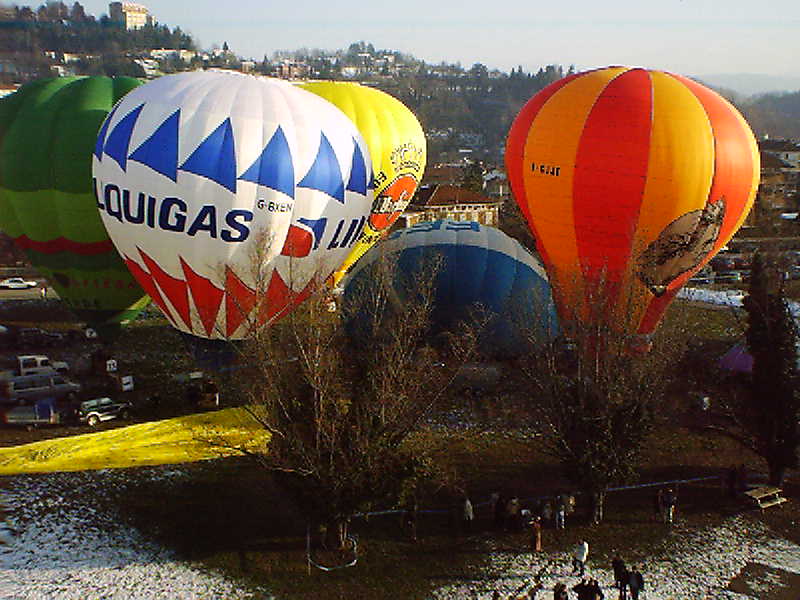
[85,424,797,600]
[1,298,797,598]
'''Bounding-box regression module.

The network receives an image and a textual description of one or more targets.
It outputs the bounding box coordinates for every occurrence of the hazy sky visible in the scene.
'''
[76,0,798,77]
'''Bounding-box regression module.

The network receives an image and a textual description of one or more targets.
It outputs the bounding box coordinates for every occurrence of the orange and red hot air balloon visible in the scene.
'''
[506,66,760,351]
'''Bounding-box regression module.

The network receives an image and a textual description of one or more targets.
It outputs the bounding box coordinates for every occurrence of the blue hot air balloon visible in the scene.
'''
[342,219,559,357]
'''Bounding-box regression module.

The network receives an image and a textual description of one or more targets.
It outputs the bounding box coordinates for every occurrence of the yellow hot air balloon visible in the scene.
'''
[299,81,426,286]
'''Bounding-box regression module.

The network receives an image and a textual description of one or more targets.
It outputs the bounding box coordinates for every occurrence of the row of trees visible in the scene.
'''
[0,2,195,84]
[211,246,798,553]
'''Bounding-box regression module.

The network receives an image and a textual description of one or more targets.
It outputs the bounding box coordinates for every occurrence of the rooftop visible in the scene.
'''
[410,184,499,208]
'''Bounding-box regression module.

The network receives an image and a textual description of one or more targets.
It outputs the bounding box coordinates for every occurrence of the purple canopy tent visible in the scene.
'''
[719,342,754,374]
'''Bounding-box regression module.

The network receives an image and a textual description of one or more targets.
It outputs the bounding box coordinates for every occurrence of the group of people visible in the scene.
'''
[489,545,646,600]
[612,554,646,599]
[451,490,655,600]
[486,491,576,533]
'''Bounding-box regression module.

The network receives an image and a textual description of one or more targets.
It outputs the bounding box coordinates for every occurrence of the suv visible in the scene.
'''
[78,397,132,427]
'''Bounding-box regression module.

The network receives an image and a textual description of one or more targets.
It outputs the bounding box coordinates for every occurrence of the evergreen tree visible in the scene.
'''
[741,251,800,484]
[460,161,484,193]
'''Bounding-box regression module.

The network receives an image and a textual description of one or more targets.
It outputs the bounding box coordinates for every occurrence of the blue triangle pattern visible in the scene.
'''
[297,132,344,203]
[298,217,328,250]
[104,104,144,171]
[179,118,237,193]
[128,109,180,181]
[94,104,119,161]
[368,173,376,190]
[346,140,368,196]
[238,126,294,198]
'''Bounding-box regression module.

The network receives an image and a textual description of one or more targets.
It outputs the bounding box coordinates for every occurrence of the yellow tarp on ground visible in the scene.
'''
[0,408,270,476]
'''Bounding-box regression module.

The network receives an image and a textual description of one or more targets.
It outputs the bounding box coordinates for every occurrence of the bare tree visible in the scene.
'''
[514,281,673,523]
[228,251,479,552]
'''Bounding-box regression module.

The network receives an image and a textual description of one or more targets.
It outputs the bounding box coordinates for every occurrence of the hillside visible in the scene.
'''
[743,92,800,139]
[2,3,799,149]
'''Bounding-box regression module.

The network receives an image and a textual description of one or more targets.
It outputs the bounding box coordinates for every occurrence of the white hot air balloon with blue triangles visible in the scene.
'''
[92,71,373,340]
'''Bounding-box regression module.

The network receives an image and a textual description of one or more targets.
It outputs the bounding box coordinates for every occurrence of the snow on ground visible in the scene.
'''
[679,286,800,318]
[0,470,268,600]
[431,516,800,600]
[678,287,746,308]
[1,469,799,600]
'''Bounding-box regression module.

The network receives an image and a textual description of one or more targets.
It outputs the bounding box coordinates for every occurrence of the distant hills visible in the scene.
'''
[696,74,800,98]
[3,3,799,144]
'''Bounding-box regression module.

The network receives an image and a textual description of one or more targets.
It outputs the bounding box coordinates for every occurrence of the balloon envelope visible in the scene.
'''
[506,66,759,345]
[92,72,373,340]
[343,219,559,357]
[299,81,426,286]
[0,76,150,331]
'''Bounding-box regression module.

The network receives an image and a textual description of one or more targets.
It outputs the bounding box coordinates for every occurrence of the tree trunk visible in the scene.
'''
[325,517,349,551]
[590,491,605,524]
[768,462,786,487]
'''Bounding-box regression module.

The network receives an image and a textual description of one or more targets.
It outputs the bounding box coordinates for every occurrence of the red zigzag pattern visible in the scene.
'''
[124,250,317,337]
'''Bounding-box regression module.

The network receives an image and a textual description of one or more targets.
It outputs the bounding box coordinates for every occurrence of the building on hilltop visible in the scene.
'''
[754,150,797,225]
[760,138,800,169]
[270,60,310,80]
[109,2,153,30]
[399,184,501,228]
[482,168,509,199]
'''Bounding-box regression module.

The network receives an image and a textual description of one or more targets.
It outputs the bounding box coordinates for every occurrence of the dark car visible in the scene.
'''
[18,328,66,348]
[715,271,743,284]
[77,397,132,427]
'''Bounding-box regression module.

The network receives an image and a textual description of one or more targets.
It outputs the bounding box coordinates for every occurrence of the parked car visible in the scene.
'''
[78,397,132,427]
[715,271,743,284]
[688,274,713,285]
[0,277,37,289]
[1,398,65,430]
[0,355,69,378]
[18,327,67,348]
[688,268,714,285]
[0,372,81,404]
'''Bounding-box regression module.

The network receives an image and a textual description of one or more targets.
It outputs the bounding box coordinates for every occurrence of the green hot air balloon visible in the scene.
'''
[0,76,150,335]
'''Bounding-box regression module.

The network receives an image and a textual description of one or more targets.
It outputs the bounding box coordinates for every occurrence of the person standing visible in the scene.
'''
[506,496,521,531]
[662,487,677,525]
[653,488,663,522]
[529,516,542,553]
[555,495,566,530]
[572,578,590,600]
[528,583,544,599]
[462,495,474,534]
[553,582,569,600]
[572,539,589,576]
[541,499,553,525]
[402,501,418,542]
[611,553,628,599]
[628,566,644,600]
[587,578,604,599]
[494,492,506,530]
[490,491,500,526]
